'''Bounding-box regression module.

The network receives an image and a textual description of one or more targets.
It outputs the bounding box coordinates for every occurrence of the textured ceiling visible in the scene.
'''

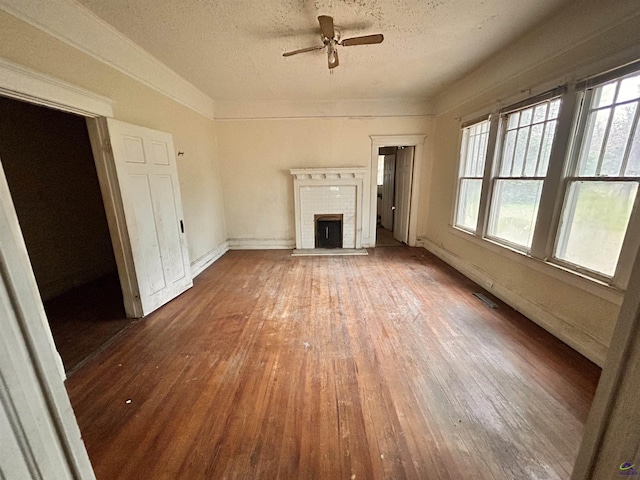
[75,0,570,103]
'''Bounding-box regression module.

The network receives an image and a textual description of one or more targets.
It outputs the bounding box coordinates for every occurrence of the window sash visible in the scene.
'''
[551,70,640,283]
[552,178,639,279]
[487,97,562,251]
[454,119,490,231]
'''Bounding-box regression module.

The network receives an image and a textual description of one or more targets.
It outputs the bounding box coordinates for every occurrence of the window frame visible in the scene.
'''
[451,59,640,291]
[453,117,491,233]
[548,70,640,288]
[485,95,564,252]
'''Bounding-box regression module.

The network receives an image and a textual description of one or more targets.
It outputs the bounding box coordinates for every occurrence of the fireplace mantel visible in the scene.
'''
[290,167,367,250]
[290,168,367,181]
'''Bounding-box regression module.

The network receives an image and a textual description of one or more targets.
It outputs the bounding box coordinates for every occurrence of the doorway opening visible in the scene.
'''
[0,95,131,374]
[375,145,414,247]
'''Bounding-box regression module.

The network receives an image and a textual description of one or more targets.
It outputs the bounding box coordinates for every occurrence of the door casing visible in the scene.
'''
[369,135,425,247]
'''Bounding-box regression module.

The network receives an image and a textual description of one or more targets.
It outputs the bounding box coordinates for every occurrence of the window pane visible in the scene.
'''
[537,120,556,175]
[548,99,561,119]
[617,75,640,103]
[594,82,617,108]
[501,129,517,176]
[488,179,543,249]
[626,121,640,175]
[519,108,533,127]
[601,103,637,176]
[533,103,548,123]
[578,108,610,176]
[524,123,544,176]
[508,112,520,129]
[512,127,530,175]
[555,181,638,276]
[455,179,483,230]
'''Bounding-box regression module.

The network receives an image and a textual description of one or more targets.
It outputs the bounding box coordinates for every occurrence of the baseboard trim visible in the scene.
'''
[227,238,295,250]
[190,241,229,278]
[417,237,608,367]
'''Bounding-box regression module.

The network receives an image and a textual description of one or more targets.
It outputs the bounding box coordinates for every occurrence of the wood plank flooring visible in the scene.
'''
[66,247,600,480]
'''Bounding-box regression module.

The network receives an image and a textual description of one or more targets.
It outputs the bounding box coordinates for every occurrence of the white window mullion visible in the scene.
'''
[530,89,578,259]
[477,114,500,235]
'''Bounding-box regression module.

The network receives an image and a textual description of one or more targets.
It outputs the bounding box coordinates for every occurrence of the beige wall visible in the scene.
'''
[419,0,640,365]
[216,116,433,246]
[0,10,227,267]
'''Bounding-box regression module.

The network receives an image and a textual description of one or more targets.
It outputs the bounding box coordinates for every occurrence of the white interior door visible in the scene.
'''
[106,119,192,316]
[381,153,396,231]
[393,146,414,244]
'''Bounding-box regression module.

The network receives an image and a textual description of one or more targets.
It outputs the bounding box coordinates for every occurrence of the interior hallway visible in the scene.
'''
[66,247,600,479]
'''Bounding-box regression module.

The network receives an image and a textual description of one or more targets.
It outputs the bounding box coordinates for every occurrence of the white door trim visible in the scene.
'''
[0,60,144,319]
[0,163,96,479]
[86,118,143,318]
[0,57,114,117]
[369,135,426,247]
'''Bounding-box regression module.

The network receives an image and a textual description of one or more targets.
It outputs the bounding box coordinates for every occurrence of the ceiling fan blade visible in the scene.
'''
[318,15,335,39]
[341,34,384,46]
[328,49,339,69]
[282,45,325,57]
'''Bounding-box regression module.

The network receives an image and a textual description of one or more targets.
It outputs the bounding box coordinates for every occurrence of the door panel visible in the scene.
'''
[129,174,165,295]
[381,154,396,231]
[151,175,186,283]
[106,119,192,316]
[393,147,414,244]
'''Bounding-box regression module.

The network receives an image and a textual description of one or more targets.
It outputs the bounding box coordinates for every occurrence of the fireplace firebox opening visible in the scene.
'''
[315,214,343,249]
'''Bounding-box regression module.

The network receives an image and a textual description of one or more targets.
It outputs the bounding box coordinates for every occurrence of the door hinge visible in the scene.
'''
[102,138,112,152]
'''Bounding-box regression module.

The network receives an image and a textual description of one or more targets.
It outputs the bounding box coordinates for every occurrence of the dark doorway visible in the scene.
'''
[315,214,343,248]
[0,95,131,374]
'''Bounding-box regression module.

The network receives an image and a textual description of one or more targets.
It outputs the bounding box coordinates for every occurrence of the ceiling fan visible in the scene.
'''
[283,15,384,69]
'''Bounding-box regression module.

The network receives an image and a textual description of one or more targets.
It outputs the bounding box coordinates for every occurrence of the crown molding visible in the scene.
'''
[214,97,434,120]
[0,0,215,119]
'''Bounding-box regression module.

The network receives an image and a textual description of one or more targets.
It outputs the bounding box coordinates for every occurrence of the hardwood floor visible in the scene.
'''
[66,247,600,480]
[45,272,133,374]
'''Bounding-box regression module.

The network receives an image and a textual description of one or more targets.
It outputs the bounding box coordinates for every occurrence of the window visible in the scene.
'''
[487,98,561,250]
[454,119,490,231]
[554,71,640,277]
[452,60,640,288]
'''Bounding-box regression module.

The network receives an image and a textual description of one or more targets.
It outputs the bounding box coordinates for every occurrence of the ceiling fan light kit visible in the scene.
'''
[283,15,384,70]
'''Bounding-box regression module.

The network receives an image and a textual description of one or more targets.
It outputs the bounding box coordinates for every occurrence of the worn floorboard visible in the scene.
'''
[66,247,600,479]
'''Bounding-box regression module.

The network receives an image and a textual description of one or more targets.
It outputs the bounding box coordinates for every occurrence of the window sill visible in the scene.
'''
[446,225,624,306]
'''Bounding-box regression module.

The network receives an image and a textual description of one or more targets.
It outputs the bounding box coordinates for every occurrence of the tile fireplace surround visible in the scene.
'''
[290,167,367,250]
